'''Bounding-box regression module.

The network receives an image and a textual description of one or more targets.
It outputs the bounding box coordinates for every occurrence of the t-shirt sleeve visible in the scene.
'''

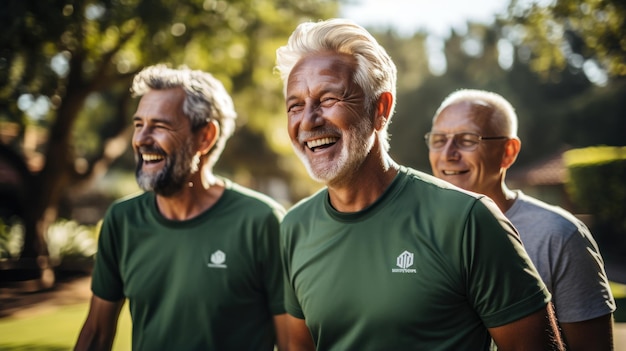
[91,207,125,302]
[280,220,305,319]
[551,223,616,322]
[465,197,551,328]
[259,209,287,316]
[283,266,304,319]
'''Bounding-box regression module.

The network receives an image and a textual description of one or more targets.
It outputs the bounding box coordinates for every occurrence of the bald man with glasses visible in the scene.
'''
[427,89,616,351]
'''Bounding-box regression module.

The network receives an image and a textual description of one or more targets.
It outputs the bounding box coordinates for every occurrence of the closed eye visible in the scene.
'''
[154,123,172,130]
[287,103,304,113]
[430,136,447,148]
[320,97,340,107]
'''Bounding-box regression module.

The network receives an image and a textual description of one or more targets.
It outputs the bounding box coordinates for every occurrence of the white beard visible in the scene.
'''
[294,116,374,186]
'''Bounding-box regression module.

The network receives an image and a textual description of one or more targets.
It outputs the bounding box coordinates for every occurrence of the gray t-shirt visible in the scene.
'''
[506,190,616,322]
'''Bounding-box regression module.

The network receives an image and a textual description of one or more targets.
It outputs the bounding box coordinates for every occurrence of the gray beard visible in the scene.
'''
[136,143,199,197]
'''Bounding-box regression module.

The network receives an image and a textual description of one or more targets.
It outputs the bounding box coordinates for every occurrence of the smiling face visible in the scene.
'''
[428,101,509,197]
[285,52,375,186]
[132,88,200,196]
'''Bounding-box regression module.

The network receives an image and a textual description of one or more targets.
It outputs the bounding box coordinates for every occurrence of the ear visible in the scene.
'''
[374,92,393,131]
[198,120,220,156]
[501,137,521,169]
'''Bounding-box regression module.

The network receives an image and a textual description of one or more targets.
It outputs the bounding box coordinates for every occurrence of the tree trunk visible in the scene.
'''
[17,52,91,288]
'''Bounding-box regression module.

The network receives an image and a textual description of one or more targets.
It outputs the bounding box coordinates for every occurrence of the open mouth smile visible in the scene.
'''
[442,170,469,175]
[306,137,339,151]
[142,153,165,163]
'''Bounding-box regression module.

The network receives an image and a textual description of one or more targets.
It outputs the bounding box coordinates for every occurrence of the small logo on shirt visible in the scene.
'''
[207,250,227,268]
[391,250,417,273]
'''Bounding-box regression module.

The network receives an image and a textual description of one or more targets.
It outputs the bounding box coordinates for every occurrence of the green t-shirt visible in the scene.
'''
[92,180,285,350]
[281,167,550,350]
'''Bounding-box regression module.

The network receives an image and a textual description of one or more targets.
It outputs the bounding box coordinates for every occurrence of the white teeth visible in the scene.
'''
[142,154,164,162]
[443,170,463,175]
[307,137,339,149]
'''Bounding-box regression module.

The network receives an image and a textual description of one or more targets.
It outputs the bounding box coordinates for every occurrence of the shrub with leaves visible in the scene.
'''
[45,219,98,264]
[0,218,24,259]
[564,146,626,259]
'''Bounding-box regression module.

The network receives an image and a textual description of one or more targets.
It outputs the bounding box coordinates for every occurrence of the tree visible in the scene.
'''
[0,0,336,283]
[382,21,625,173]
[506,0,626,79]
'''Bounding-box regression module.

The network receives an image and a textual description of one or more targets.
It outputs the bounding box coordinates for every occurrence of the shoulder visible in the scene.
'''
[398,169,517,243]
[283,187,327,225]
[106,191,151,216]
[404,167,482,198]
[509,192,585,238]
[223,179,286,218]
[401,167,491,216]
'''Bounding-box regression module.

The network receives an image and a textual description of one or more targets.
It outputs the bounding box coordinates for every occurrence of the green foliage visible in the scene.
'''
[564,146,626,166]
[507,0,626,78]
[0,0,339,260]
[2,0,338,157]
[0,218,24,259]
[564,146,626,219]
[382,19,626,174]
[564,146,626,256]
[45,219,98,261]
[0,218,97,261]
[1,0,339,178]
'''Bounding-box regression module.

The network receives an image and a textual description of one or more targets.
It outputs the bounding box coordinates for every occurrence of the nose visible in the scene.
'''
[300,101,323,131]
[442,137,460,160]
[133,125,153,148]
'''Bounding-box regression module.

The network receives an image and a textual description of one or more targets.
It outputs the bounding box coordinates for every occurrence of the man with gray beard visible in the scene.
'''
[75,64,288,351]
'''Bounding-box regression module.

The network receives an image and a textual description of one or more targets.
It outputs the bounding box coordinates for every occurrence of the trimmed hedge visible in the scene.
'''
[564,146,626,259]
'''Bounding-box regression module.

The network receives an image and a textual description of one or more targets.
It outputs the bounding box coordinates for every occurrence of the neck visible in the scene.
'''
[155,171,225,221]
[327,152,399,213]
[489,184,517,213]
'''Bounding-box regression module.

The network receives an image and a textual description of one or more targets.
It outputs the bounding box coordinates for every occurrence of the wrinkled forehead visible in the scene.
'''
[288,52,355,84]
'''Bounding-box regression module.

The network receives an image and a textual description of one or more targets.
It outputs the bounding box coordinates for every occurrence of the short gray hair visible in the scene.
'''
[434,89,518,137]
[131,64,237,167]
[275,18,397,151]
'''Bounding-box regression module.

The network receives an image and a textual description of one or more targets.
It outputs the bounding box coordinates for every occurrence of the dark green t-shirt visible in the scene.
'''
[92,180,285,350]
[281,167,550,350]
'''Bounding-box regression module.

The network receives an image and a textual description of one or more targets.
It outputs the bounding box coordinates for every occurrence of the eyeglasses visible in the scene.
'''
[424,132,509,151]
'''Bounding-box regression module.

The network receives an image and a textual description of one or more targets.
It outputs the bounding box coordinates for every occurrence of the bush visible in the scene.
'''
[0,218,24,259]
[46,219,98,264]
[564,146,626,259]
[0,218,98,264]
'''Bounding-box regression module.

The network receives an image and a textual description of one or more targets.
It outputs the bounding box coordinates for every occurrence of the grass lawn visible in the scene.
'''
[0,302,132,350]
[612,281,626,323]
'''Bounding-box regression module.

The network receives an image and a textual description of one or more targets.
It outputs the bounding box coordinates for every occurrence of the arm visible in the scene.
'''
[286,314,315,351]
[74,295,125,351]
[273,313,289,351]
[547,221,615,350]
[489,304,564,351]
[560,313,614,351]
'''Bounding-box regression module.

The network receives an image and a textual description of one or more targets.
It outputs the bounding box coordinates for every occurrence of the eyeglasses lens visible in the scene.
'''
[425,133,480,151]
